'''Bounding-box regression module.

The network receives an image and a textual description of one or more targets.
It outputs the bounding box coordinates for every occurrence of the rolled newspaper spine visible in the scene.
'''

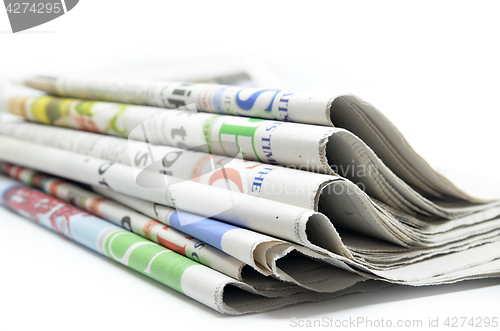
[15,76,334,126]
[1,161,328,281]
[91,186,371,291]
[0,175,257,315]
[0,135,345,257]
[3,161,364,293]
[0,162,246,280]
[0,175,386,308]
[6,96,335,174]
[0,121,338,210]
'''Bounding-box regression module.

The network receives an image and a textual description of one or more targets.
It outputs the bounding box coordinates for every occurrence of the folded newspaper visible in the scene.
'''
[0,174,389,314]
[13,75,489,202]
[0,74,498,315]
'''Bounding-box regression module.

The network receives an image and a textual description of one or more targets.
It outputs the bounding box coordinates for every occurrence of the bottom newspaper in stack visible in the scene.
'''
[0,166,387,315]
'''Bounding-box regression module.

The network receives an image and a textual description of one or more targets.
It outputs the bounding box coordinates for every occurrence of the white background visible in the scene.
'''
[0,1,499,330]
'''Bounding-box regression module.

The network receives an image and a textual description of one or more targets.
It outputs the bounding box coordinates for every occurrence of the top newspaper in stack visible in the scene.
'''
[14,75,493,203]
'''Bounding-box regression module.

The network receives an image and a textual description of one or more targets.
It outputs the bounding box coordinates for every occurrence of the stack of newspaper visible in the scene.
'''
[0,75,498,315]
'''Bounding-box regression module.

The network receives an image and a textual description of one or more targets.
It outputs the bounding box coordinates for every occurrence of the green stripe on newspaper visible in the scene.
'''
[103,230,198,293]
